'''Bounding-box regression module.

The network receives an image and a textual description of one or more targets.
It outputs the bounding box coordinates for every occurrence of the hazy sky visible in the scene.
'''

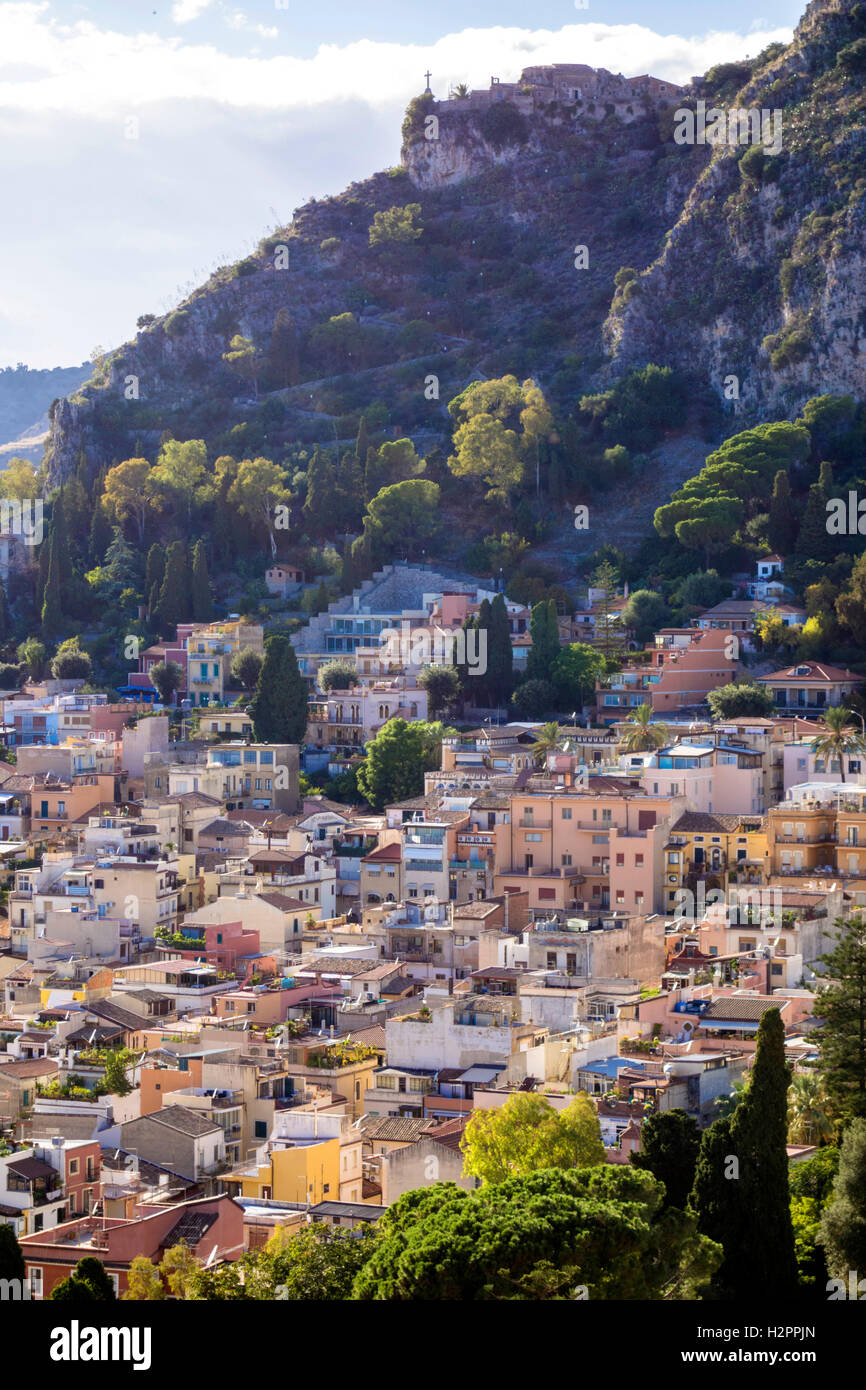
[0,0,802,369]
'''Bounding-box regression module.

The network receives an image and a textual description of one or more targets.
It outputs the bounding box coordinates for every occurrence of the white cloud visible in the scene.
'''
[0,6,793,115]
[171,0,215,23]
[225,9,278,40]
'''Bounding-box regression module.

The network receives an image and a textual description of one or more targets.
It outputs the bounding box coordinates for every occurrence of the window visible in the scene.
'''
[616,854,624,867]
[635,854,644,866]
[525,833,542,842]
[69,1159,79,1175]
[29,1268,43,1300]
[561,853,572,866]
[561,807,572,820]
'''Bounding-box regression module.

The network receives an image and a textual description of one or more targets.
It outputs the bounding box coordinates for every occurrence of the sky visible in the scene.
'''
[0,0,804,371]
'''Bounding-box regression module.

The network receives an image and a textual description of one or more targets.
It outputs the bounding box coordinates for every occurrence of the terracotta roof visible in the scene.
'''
[759,661,860,683]
[0,1059,58,1079]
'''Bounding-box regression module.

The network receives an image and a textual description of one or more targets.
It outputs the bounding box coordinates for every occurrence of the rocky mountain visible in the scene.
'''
[43,0,866,518]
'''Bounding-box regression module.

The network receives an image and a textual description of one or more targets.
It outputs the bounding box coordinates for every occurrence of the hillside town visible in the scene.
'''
[0,552,860,1302]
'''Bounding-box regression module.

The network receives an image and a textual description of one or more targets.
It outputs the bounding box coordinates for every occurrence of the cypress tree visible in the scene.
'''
[355,414,368,465]
[690,1009,797,1299]
[88,477,112,565]
[0,1222,24,1282]
[191,540,214,622]
[767,469,797,555]
[147,580,161,627]
[303,448,335,537]
[157,540,190,632]
[145,543,166,596]
[474,598,494,704]
[526,599,560,684]
[247,633,307,744]
[0,574,9,644]
[335,450,364,532]
[487,592,514,705]
[268,308,299,389]
[815,914,866,1119]
[41,527,64,638]
[341,544,360,596]
[796,460,835,561]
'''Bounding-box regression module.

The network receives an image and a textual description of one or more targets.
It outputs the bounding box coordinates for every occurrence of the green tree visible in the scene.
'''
[767,469,798,554]
[317,659,359,693]
[103,1047,133,1097]
[789,1145,839,1292]
[359,480,440,565]
[526,599,560,684]
[247,634,307,744]
[223,333,261,399]
[155,540,190,631]
[486,592,514,705]
[796,460,835,562]
[787,1071,835,1146]
[353,1167,721,1301]
[630,1109,701,1211]
[51,1256,117,1301]
[815,915,866,1120]
[368,203,423,246]
[355,718,429,810]
[818,1119,866,1282]
[621,589,671,644]
[150,439,212,531]
[836,553,866,646]
[267,308,300,390]
[302,447,336,538]
[40,525,64,639]
[17,638,48,680]
[190,540,214,622]
[511,679,555,719]
[706,681,775,720]
[230,647,264,691]
[149,660,183,706]
[531,721,563,767]
[229,456,291,558]
[145,543,166,596]
[190,1223,377,1300]
[552,643,606,710]
[418,664,460,717]
[51,638,92,681]
[122,1255,166,1301]
[618,703,667,753]
[460,1092,605,1185]
[690,1009,797,1299]
[0,1223,24,1282]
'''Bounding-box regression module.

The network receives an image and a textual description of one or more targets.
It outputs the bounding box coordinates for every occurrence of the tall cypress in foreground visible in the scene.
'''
[191,540,214,622]
[690,1008,797,1299]
[156,540,190,631]
[41,527,64,638]
[486,592,514,705]
[247,634,307,744]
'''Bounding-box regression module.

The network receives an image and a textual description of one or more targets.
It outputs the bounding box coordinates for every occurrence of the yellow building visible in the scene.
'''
[663,811,769,913]
[225,1110,363,1204]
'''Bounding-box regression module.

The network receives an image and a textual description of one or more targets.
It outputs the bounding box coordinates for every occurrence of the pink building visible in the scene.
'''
[640,739,765,813]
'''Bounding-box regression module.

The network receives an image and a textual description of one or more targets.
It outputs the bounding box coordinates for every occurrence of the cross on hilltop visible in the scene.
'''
[424,70,432,92]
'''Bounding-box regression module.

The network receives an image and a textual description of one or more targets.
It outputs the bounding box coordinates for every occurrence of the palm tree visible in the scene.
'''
[618,703,667,754]
[809,706,866,783]
[533,721,563,767]
[713,1077,749,1120]
[787,1071,835,1145]
[453,83,469,98]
